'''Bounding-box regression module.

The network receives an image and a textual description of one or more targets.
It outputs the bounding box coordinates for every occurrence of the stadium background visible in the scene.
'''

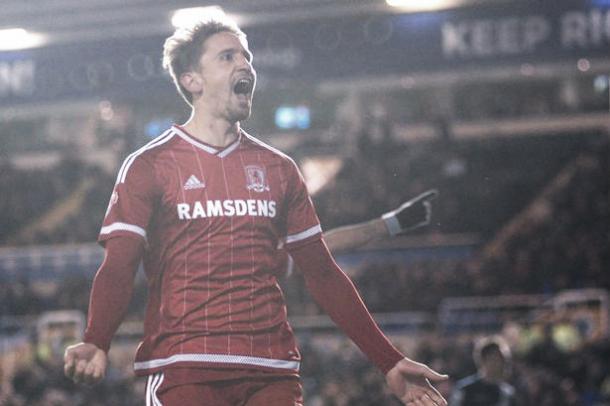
[0,0,609,404]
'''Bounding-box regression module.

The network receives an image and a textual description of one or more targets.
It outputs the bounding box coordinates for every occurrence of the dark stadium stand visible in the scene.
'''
[312,130,604,236]
[0,159,85,245]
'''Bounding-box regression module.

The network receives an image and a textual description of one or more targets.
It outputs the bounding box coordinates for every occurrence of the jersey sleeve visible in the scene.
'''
[282,159,322,249]
[98,154,158,245]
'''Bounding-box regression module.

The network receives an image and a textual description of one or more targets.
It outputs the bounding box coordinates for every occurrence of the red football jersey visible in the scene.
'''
[99,125,322,376]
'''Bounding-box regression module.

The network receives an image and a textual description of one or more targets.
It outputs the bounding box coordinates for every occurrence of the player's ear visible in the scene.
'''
[180,71,203,95]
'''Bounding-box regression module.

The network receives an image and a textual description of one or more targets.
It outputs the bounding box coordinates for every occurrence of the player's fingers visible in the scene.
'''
[422,366,449,382]
[413,390,429,405]
[83,362,97,385]
[92,363,104,382]
[73,359,88,384]
[92,371,103,384]
[64,352,76,378]
[425,385,447,406]
[421,393,440,406]
[401,392,414,404]
[95,362,106,383]
[63,348,74,364]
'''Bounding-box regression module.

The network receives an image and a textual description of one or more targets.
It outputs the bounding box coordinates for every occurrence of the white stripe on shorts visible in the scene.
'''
[146,372,164,406]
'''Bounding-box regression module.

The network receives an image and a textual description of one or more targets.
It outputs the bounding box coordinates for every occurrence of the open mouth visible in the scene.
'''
[233,77,254,95]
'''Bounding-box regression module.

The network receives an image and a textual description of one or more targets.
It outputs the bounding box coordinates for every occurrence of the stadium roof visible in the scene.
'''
[1,0,508,48]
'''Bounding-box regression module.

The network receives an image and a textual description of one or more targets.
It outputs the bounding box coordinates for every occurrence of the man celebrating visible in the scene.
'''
[64,15,447,406]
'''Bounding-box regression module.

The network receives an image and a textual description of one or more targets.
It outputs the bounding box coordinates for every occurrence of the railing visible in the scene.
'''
[438,293,551,333]
[0,243,103,281]
[438,288,609,339]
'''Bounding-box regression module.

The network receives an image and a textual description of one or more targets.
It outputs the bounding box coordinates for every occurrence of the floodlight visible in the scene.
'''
[0,28,47,51]
[386,0,459,12]
[171,6,226,28]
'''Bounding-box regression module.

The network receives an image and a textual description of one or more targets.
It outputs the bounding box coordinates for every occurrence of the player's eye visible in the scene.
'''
[220,52,234,62]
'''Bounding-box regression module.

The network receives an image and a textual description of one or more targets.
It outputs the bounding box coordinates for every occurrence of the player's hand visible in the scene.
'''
[386,358,448,406]
[382,189,438,235]
[64,342,107,385]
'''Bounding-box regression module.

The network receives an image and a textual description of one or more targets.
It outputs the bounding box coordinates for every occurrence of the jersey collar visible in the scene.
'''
[172,124,241,158]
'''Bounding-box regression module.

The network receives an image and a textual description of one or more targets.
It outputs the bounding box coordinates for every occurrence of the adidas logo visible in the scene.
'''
[184,175,205,190]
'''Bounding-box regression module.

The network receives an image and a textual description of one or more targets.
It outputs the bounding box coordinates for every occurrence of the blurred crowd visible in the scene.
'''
[0,159,83,245]
[0,159,113,246]
[0,275,91,317]
[2,327,608,405]
[299,330,610,406]
[1,343,143,406]
[482,138,610,295]
[284,135,609,316]
[312,128,599,236]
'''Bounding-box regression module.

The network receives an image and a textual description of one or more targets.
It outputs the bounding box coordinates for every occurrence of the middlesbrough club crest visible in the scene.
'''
[245,165,270,192]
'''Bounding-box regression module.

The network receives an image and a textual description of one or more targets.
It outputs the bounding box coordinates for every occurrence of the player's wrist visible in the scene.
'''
[83,331,110,353]
[381,202,426,235]
[379,350,407,375]
[382,190,437,235]
[382,211,403,236]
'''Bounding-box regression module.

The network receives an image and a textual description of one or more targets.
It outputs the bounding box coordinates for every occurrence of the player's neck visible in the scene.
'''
[182,109,240,148]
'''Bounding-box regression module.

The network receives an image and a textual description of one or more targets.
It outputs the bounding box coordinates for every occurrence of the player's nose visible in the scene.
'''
[237,54,254,73]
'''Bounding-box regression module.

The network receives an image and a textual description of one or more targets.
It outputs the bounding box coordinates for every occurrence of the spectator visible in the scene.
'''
[449,335,517,406]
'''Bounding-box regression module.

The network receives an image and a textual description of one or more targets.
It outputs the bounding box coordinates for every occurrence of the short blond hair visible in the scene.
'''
[162,16,246,105]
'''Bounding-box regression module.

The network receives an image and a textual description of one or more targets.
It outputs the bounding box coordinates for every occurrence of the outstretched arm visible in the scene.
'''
[64,236,143,385]
[323,189,438,253]
[288,239,447,405]
[323,218,387,253]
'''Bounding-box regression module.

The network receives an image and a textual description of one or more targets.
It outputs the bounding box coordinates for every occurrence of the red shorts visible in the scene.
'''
[146,368,303,406]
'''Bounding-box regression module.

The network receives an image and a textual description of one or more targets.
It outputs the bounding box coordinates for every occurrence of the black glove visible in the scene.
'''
[382,189,438,235]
